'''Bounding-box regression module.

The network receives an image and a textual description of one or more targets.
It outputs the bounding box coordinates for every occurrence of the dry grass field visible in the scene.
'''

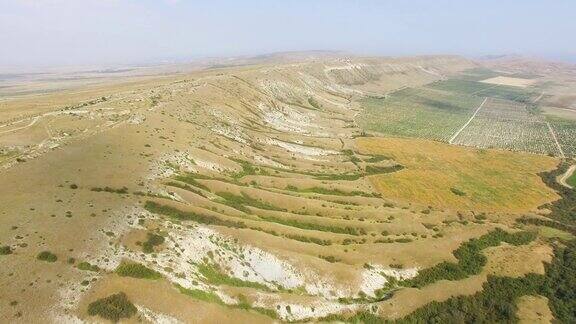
[356,137,559,212]
[516,295,554,323]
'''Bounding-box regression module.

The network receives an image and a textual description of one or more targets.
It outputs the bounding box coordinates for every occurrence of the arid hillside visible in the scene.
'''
[1,54,575,323]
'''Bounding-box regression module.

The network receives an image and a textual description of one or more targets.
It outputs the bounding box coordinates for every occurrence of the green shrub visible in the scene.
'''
[541,239,576,322]
[215,192,285,213]
[518,217,576,236]
[314,173,363,181]
[177,284,279,319]
[37,251,57,262]
[450,187,466,196]
[308,97,322,109]
[283,233,332,246]
[0,245,12,255]
[176,284,223,304]
[115,262,162,279]
[197,263,270,290]
[173,174,210,191]
[365,164,404,175]
[537,162,576,226]
[77,262,99,272]
[229,159,261,179]
[144,201,246,228]
[259,214,364,235]
[285,186,372,197]
[319,255,341,263]
[87,292,137,322]
[91,186,129,194]
[166,181,207,197]
[142,233,165,253]
[322,273,544,323]
[398,274,543,323]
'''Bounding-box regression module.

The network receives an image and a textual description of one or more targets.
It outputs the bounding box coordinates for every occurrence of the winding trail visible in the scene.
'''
[559,164,576,189]
[0,116,39,135]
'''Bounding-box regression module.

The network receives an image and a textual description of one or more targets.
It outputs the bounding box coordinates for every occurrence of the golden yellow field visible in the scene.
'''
[356,137,559,212]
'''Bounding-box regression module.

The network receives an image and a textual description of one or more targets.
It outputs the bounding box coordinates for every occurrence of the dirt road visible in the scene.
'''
[559,164,576,189]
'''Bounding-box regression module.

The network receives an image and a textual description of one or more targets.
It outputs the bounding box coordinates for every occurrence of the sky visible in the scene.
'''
[1,0,575,68]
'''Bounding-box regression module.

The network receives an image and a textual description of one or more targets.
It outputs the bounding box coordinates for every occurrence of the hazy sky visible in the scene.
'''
[1,0,575,67]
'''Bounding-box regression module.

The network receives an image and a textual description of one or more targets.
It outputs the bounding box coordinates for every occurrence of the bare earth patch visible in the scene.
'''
[480,76,537,88]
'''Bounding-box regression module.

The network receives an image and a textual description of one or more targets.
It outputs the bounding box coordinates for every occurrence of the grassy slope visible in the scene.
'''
[356,137,559,212]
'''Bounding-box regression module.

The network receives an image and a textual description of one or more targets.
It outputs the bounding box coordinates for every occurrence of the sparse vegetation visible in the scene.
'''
[77,261,99,272]
[319,255,341,263]
[259,214,365,235]
[91,186,129,194]
[215,191,285,213]
[37,251,57,262]
[177,284,223,304]
[283,233,332,246]
[166,181,207,197]
[197,262,270,290]
[177,284,279,319]
[142,232,165,253]
[0,245,12,255]
[229,159,264,179]
[308,97,322,109]
[173,174,210,191]
[450,187,466,196]
[115,261,162,279]
[144,201,247,228]
[87,292,137,322]
[284,185,375,198]
[364,164,404,175]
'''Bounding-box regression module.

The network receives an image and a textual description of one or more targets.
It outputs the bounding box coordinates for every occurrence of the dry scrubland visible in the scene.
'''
[0,54,575,323]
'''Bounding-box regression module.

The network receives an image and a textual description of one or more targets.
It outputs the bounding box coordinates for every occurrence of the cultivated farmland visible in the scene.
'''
[359,69,576,158]
[547,116,576,157]
[427,78,540,103]
[451,67,502,81]
[451,98,562,156]
[358,87,483,141]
